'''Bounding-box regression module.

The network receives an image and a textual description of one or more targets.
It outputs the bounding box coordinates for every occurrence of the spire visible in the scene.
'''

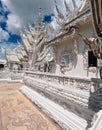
[38,7,42,18]
[64,0,71,15]
[36,7,42,26]
[54,0,64,19]
[72,0,77,9]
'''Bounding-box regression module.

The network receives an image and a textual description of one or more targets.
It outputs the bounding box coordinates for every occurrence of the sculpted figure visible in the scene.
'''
[77,30,102,59]
[75,28,102,79]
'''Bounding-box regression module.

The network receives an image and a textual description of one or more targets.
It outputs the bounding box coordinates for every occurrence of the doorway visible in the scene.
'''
[0,64,4,70]
[88,51,97,67]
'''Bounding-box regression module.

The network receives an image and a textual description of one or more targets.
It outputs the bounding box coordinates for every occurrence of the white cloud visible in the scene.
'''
[1,42,18,50]
[0,27,9,42]
[1,0,57,34]
[0,47,5,59]
[1,0,83,34]
[6,13,22,34]
[0,42,19,59]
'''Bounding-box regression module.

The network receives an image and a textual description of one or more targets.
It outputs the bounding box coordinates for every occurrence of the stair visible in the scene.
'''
[88,110,102,130]
[23,76,95,121]
[20,85,88,130]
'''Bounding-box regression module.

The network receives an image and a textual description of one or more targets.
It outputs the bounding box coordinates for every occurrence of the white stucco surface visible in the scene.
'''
[55,21,100,79]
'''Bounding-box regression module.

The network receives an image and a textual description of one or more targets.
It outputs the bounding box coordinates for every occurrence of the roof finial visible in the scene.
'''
[64,0,71,16]
[39,7,42,17]
[36,7,42,25]
[72,0,77,9]
[54,0,64,19]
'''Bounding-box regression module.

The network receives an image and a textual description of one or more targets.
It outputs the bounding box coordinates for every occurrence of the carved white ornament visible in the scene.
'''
[60,47,74,73]
[83,45,89,70]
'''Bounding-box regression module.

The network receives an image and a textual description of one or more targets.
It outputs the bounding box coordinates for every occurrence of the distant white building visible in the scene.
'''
[5,52,22,70]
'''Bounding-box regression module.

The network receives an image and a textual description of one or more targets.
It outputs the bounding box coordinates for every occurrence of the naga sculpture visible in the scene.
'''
[73,27,102,79]
[61,23,102,78]
[76,30,102,59]
[77,0,102,79]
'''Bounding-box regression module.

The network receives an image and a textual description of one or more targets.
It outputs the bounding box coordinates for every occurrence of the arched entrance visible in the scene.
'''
[0,64,4,70]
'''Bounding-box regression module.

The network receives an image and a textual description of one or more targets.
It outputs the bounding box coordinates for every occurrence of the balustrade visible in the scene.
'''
[1,69,101,91]
[23,71,101,91]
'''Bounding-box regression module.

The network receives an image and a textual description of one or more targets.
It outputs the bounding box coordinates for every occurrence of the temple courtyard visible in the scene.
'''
[0,82,62,130]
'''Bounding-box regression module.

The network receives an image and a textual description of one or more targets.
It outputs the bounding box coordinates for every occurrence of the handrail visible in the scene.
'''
[10,70,102,91]
[23,71,98,91]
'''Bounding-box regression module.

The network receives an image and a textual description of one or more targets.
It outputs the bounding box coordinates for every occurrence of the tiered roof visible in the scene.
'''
[6,53,20,63]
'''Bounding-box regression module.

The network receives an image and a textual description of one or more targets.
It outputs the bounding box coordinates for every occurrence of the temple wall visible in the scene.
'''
[55,21,100,79]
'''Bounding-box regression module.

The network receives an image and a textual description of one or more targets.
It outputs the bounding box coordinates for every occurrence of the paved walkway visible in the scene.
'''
[0,82,62,130]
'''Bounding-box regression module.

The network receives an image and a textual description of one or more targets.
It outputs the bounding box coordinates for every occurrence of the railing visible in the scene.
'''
[0,70,11,79]
[1,69,102,91]
[0,70,24,80]
[24,71,102,91]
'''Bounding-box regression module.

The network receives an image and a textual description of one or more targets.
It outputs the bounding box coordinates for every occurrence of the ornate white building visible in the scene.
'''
[13,0,101,80]
[48,0,101,79]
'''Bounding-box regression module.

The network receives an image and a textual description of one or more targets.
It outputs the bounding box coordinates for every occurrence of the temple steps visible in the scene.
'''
[23,76,95,121]
[20,85,88,130]
[88,110,102,130]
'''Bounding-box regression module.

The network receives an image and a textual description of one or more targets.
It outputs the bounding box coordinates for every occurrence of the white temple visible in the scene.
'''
[0,0,102,130]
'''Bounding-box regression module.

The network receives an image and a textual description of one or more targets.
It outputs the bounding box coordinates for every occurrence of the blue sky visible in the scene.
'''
[0,0,83,58]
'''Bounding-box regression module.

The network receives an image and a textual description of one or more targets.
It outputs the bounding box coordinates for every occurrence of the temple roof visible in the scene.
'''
[0,59,6,64]
[49,0,91,43]
[6,53,20,63]
[60,0,90,30]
